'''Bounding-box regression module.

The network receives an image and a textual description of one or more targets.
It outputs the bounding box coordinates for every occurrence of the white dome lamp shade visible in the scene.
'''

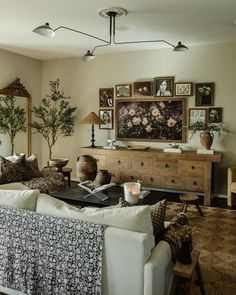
[32,22,55,38]
[81,50,95,62]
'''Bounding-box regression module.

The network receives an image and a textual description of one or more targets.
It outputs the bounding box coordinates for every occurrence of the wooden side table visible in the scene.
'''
[171,249,205,295]
[180,194,204,217]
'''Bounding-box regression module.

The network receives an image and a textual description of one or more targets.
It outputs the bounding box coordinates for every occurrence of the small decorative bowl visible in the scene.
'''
[49,158,69,171]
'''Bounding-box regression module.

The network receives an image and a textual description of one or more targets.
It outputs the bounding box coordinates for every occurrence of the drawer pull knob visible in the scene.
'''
[192,166,195,170]
[131,176,134,179]
[141,162,144,166]
[150,177,154,182]
[171,179,175,183]
[165,164,169,168]
[118,160,121,164]
[193,181,197,185]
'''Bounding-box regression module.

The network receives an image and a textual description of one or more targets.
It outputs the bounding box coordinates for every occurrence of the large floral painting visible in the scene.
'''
[115,98,186,142]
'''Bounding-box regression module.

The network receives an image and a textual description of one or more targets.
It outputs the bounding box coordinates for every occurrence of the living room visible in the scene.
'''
[0,0,236,294]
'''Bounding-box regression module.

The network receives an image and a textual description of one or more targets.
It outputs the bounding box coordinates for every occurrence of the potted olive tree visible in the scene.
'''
[31,79,77,167]
[0,95,26,155]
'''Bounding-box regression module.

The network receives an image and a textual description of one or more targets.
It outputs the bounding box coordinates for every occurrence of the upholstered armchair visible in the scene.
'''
[227,167,236,207]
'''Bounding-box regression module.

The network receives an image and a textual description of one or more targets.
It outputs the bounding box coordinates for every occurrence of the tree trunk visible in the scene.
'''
[10,137,14,156]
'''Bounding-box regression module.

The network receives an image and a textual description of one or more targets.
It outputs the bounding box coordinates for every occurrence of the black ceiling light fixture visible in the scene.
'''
[33,7,189,62]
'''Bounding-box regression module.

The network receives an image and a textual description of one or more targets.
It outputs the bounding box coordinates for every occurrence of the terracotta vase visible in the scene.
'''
[95,170,112,186]
[200,131,214,150]
[76,155,97,182]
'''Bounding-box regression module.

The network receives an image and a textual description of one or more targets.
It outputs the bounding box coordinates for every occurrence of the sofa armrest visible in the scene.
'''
[102,227,152,295]
[144,241,173,295]
[0,182,29,190]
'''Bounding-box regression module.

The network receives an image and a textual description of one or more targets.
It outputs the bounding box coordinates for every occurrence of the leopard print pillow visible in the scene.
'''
[0,155,27,183]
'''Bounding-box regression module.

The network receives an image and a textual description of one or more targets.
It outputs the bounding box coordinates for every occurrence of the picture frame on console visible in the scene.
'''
[99,109,113,130]
[189,108,207,124]
[115,98,186,142]
[115,84,132,97]
[154,76,174,97]
[195,82,214,106]
[99,88,114,107]
[175,82,193,96]
[133,81,153,97]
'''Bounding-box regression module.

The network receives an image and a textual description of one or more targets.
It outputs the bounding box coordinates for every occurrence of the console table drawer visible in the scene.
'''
[179,160,205,177]
[184,178,204,191]
[93,154,107,169]
[160,176,183,188]
[110,170,122,183]
[153,160,178,174]
[109,156,129,170]
[131,157,152,172]
[123,172,142,183]
[143,175,162,186]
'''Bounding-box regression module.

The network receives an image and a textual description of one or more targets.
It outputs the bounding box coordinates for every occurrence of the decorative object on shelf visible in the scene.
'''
[103,139,118,149]
[208,107,223,123]
[188,121,230,140]
[154,76,174,97]
[116,98,186,142]
[123,182,141,204]
[115,84,132,97]
[163,143,183,153]
[80,112,103,147]
[76,155,97,182]
[195,82,214,106]
[99,109,113,130]
[175,82,193,96]
[200,131,214,150]
[95,169,112,186]
[133,81,153,97]
[99,88,114,107]
[31,79,77,162]
[127,145,150,150]
[48,158,69,171]
[33,8,189,62]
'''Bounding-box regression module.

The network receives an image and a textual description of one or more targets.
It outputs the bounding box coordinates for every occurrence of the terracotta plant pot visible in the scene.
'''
[200,131,214,150]
[95,170,112,186]
[76,155,97,182]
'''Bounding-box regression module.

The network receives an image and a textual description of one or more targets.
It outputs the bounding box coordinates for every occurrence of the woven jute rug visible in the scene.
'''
[166,201,236,295]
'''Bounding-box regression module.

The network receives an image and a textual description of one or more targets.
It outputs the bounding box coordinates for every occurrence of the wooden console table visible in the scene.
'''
[80,147,222,206]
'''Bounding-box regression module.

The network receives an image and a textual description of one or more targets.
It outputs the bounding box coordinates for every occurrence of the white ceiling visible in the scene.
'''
[0,0,236,60]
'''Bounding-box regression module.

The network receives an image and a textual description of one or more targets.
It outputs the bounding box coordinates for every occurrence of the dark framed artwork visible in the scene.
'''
[208,107,223,123]
[195,83,214,106]
[115,98,186,142]
[189,108,207,124]
[154,76,174,97]
[115,84,132,97]
[133,81,153,97]
[99,88,114,107]
[99,109,113,130]
[175,82,193,96]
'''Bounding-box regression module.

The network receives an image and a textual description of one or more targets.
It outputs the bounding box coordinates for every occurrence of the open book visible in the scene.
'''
[78,180,114,201]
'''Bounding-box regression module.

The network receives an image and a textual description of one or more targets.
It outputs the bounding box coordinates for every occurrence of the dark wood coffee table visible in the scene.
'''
[52,185,162,207]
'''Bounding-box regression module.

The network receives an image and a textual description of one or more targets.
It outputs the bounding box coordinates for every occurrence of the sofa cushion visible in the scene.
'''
[36,194,155,248]
[116,197,167,243]
[0,182,29,190]
[0,189,40,210]
[0,155,28,183]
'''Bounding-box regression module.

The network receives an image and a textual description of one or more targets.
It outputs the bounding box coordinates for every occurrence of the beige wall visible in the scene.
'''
[0,49,42,162]
[42,42,236,196]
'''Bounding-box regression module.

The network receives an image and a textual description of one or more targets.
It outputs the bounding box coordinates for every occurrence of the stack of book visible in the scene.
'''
[163,146,183,153]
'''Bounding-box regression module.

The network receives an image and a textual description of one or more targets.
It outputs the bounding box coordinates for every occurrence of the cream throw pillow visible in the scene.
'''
[0,189,40,211]
[36,194,155,248]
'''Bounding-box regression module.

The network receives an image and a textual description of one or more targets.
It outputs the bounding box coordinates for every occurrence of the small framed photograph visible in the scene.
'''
[99,109,113,129]
[115,84,132,97]
[195,82,214,106]
[208,107,223,123]
[133,81,153,97]
[175,82,193,96]
[99,88,114,107]
[189,108,207,124]
[154,76,174,97]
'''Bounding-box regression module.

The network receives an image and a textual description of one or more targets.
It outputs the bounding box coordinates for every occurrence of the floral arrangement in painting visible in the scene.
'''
[116,100,185,141]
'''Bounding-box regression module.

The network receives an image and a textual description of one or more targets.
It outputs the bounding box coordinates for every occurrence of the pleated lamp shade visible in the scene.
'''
[80,112,103,124]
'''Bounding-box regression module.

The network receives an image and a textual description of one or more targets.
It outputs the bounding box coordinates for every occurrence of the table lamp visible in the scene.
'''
[80,112,103,147]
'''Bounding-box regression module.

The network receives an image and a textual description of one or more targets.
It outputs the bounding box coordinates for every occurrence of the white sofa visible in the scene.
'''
[0,183,173,295]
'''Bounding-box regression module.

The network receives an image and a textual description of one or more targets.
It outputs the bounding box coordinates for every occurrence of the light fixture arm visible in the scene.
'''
[111,13,175,48]
[54,25,110,44]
